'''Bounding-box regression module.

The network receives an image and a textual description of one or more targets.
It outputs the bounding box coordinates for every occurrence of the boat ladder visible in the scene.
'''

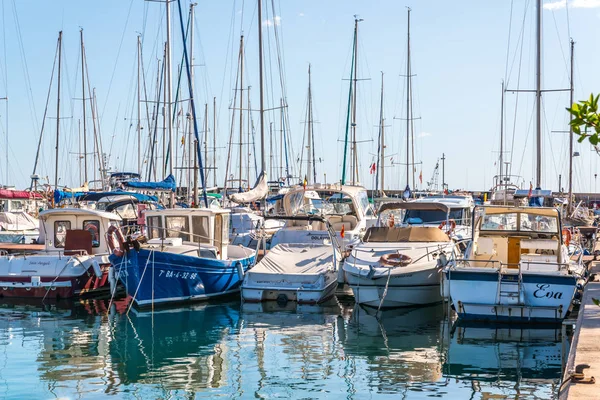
[497,268,522,305]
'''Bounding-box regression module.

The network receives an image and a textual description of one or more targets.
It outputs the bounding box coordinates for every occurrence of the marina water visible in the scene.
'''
[0,296,565,399]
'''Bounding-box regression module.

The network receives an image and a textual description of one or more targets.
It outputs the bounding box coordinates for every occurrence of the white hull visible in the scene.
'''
[242,274,338,304]
[446,268,577,322]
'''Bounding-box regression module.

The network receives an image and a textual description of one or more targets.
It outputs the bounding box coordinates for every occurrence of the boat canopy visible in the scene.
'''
[363,226,450,243]
[229,172,268,204]
[124,174,176,192]
[378,201,450,214]
[478,206,559,218]
[0,189,43,200]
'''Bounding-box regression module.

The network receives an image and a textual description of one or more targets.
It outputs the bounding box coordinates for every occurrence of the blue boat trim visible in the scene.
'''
[446,270,577,285]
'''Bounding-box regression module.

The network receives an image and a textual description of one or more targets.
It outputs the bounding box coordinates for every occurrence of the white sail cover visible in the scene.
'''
[229,172,268,204]
[64,182,89,193]
[0,212,39,231]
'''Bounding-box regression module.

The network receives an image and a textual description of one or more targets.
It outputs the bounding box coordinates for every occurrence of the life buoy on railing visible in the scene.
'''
[387,214,395,228]
[438,219,456,234]
[84,222,99,242]
[106,225,126,257]
[379,253,412,267]
[562,227,572,246]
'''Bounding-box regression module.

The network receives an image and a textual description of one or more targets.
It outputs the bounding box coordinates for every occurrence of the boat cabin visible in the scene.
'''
[404,196,473,226]
[144,208,230,259]
[37,208,122,255]
[468,206,566,270]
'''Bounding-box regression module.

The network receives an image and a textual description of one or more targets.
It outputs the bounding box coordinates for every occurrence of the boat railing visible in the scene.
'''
[0,248,92,259]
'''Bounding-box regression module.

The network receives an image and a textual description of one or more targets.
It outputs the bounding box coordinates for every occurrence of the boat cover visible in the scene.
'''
[0,189,43,199]
[124,174,176,192]
[251,243,336,275]
[0,212,39,231]
[363,226,450,243]
[230,171,268,203]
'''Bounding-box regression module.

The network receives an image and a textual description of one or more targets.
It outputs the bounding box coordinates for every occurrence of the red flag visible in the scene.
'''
[369,162,376,174]
[444,188,449,195]
[419,170,423,184]
[340,224,345,238]
[528,182,533,198]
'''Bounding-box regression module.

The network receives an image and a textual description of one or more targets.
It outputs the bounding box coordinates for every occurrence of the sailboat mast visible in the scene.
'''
[499,80,504,186]
[80,29,88,183]
[568,39,574,213]
[204,103,208,181]
[258,0,266,174]
[238,35,244,189]
[405,8,411,189]
[166,0,174,203]
[535,0,542,188]
[269,122,273,178]
[54,31,62,192]
[351,17,359,185]
[213,96,217,187]
[136,34,142,176]
[379,72,385,195]
[307,64,313,184]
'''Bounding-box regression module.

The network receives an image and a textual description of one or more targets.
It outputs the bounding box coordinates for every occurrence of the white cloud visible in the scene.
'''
[544,0,600,10]
[418,132,432,138]
[263,16,281,26]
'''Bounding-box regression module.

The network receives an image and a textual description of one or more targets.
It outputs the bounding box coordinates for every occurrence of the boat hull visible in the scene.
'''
[242,272,338,304]
[113,248,255,307]
[446,269,577,323]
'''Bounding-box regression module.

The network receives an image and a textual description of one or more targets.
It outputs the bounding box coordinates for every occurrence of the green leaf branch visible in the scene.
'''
[567,93,600,146]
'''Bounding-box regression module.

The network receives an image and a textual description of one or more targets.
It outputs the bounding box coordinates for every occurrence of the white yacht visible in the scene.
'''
[344,202,458,308]
[443,205,585,323]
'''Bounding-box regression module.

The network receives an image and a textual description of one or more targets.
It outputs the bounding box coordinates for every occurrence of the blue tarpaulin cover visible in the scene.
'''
[124,174,176,192]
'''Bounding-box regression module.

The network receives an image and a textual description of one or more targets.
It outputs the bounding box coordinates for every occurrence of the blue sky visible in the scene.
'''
[1,0,600,193]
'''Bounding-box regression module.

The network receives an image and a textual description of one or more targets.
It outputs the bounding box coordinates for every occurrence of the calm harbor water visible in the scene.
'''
[0,296,565,399]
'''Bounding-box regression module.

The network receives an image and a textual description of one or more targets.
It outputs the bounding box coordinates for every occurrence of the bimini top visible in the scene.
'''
[39,208,122,221]
[477,205,559,218]
[378,201,450,214]
[363,226,450,243]
[412,195,473,209]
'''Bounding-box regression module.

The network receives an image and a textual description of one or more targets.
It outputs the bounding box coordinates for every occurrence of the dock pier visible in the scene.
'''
[560,262,600,399]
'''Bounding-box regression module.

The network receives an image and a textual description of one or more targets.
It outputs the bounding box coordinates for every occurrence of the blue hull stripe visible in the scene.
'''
[446,270,576,285]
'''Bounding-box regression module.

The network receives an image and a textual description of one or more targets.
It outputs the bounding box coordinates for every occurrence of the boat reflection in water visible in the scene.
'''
[339,304,447,393]
[444,322,564,398]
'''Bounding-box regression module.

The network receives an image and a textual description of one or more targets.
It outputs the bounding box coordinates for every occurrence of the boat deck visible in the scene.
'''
[560,262,600,399]
[0,243,44,252]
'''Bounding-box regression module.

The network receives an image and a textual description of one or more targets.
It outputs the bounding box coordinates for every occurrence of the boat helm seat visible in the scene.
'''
[342,215,358,230]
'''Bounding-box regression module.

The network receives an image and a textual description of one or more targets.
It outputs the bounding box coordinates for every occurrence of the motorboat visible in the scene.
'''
[443,205,586,323]
[344,202,458,308]
[110,207,256,307]
[0,208,120,299]
[0,188,45,243]
[402,195,474,243]
[229,206,284,248]
[270,183,376,248]
[241,215,341,304]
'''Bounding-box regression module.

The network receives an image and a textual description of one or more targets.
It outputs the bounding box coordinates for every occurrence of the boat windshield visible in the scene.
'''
[480,212,559,233]
[288,190,357,216]
[403,208,465,225]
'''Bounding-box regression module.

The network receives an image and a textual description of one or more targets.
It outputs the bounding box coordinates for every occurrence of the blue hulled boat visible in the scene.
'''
[109,208,256,307]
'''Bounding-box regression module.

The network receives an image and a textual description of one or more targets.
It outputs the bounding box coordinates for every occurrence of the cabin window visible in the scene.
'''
[165,216,190,241]
[54,220,71,248]
[147,216,163,239]
[481,213,518,231]
[192,216,210,244]
[215,214,229,246]
[82,220,100,247]
[519,213,559,233]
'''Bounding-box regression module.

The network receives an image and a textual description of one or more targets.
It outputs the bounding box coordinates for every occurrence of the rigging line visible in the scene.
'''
[565,0,571,40]
[504,0,515,84]
[100,0,135,118]
[542,100,561,181]
[10,0,40,134]
[550,10,569,75]
[1,0,7,90]
[508,0,529,175]
[516,102,536,180]
[505,0,530,88]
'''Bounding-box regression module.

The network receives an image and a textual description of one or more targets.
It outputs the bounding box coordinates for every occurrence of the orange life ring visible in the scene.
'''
[438,219,456,233]
[106,225,125,257]
[387,213,395,228]
[379,253,412,267]
[562,227,572,246]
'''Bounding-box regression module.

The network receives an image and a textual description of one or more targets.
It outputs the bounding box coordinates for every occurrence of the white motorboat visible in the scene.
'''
[242,215,341,304]
[0,208,120,299]
[344,202,457,308]
[229,206,284,248]
[269,183,376,248]
[444,205,586,323]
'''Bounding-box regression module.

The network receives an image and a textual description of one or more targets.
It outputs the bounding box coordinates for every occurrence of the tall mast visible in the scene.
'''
[499,80,504,186]
[258,0,266,175]
[166,0,174,203]
[238,35,244,189]
[247,86,251,186]
[351,17,359,185]
[213,96,217,187]
[377,72,384,196]
[80,29,88,183]
[405,8,411,190]
[204,103,208,180]
[279,98,283,181]
[189,2,196,193]
[341,20,357,186]
[307,64,313,184]
[535,0,542,188]
[136,34,142,176]
[568,39,575,213]
[269,122,274,179]
[54,31,63,192]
